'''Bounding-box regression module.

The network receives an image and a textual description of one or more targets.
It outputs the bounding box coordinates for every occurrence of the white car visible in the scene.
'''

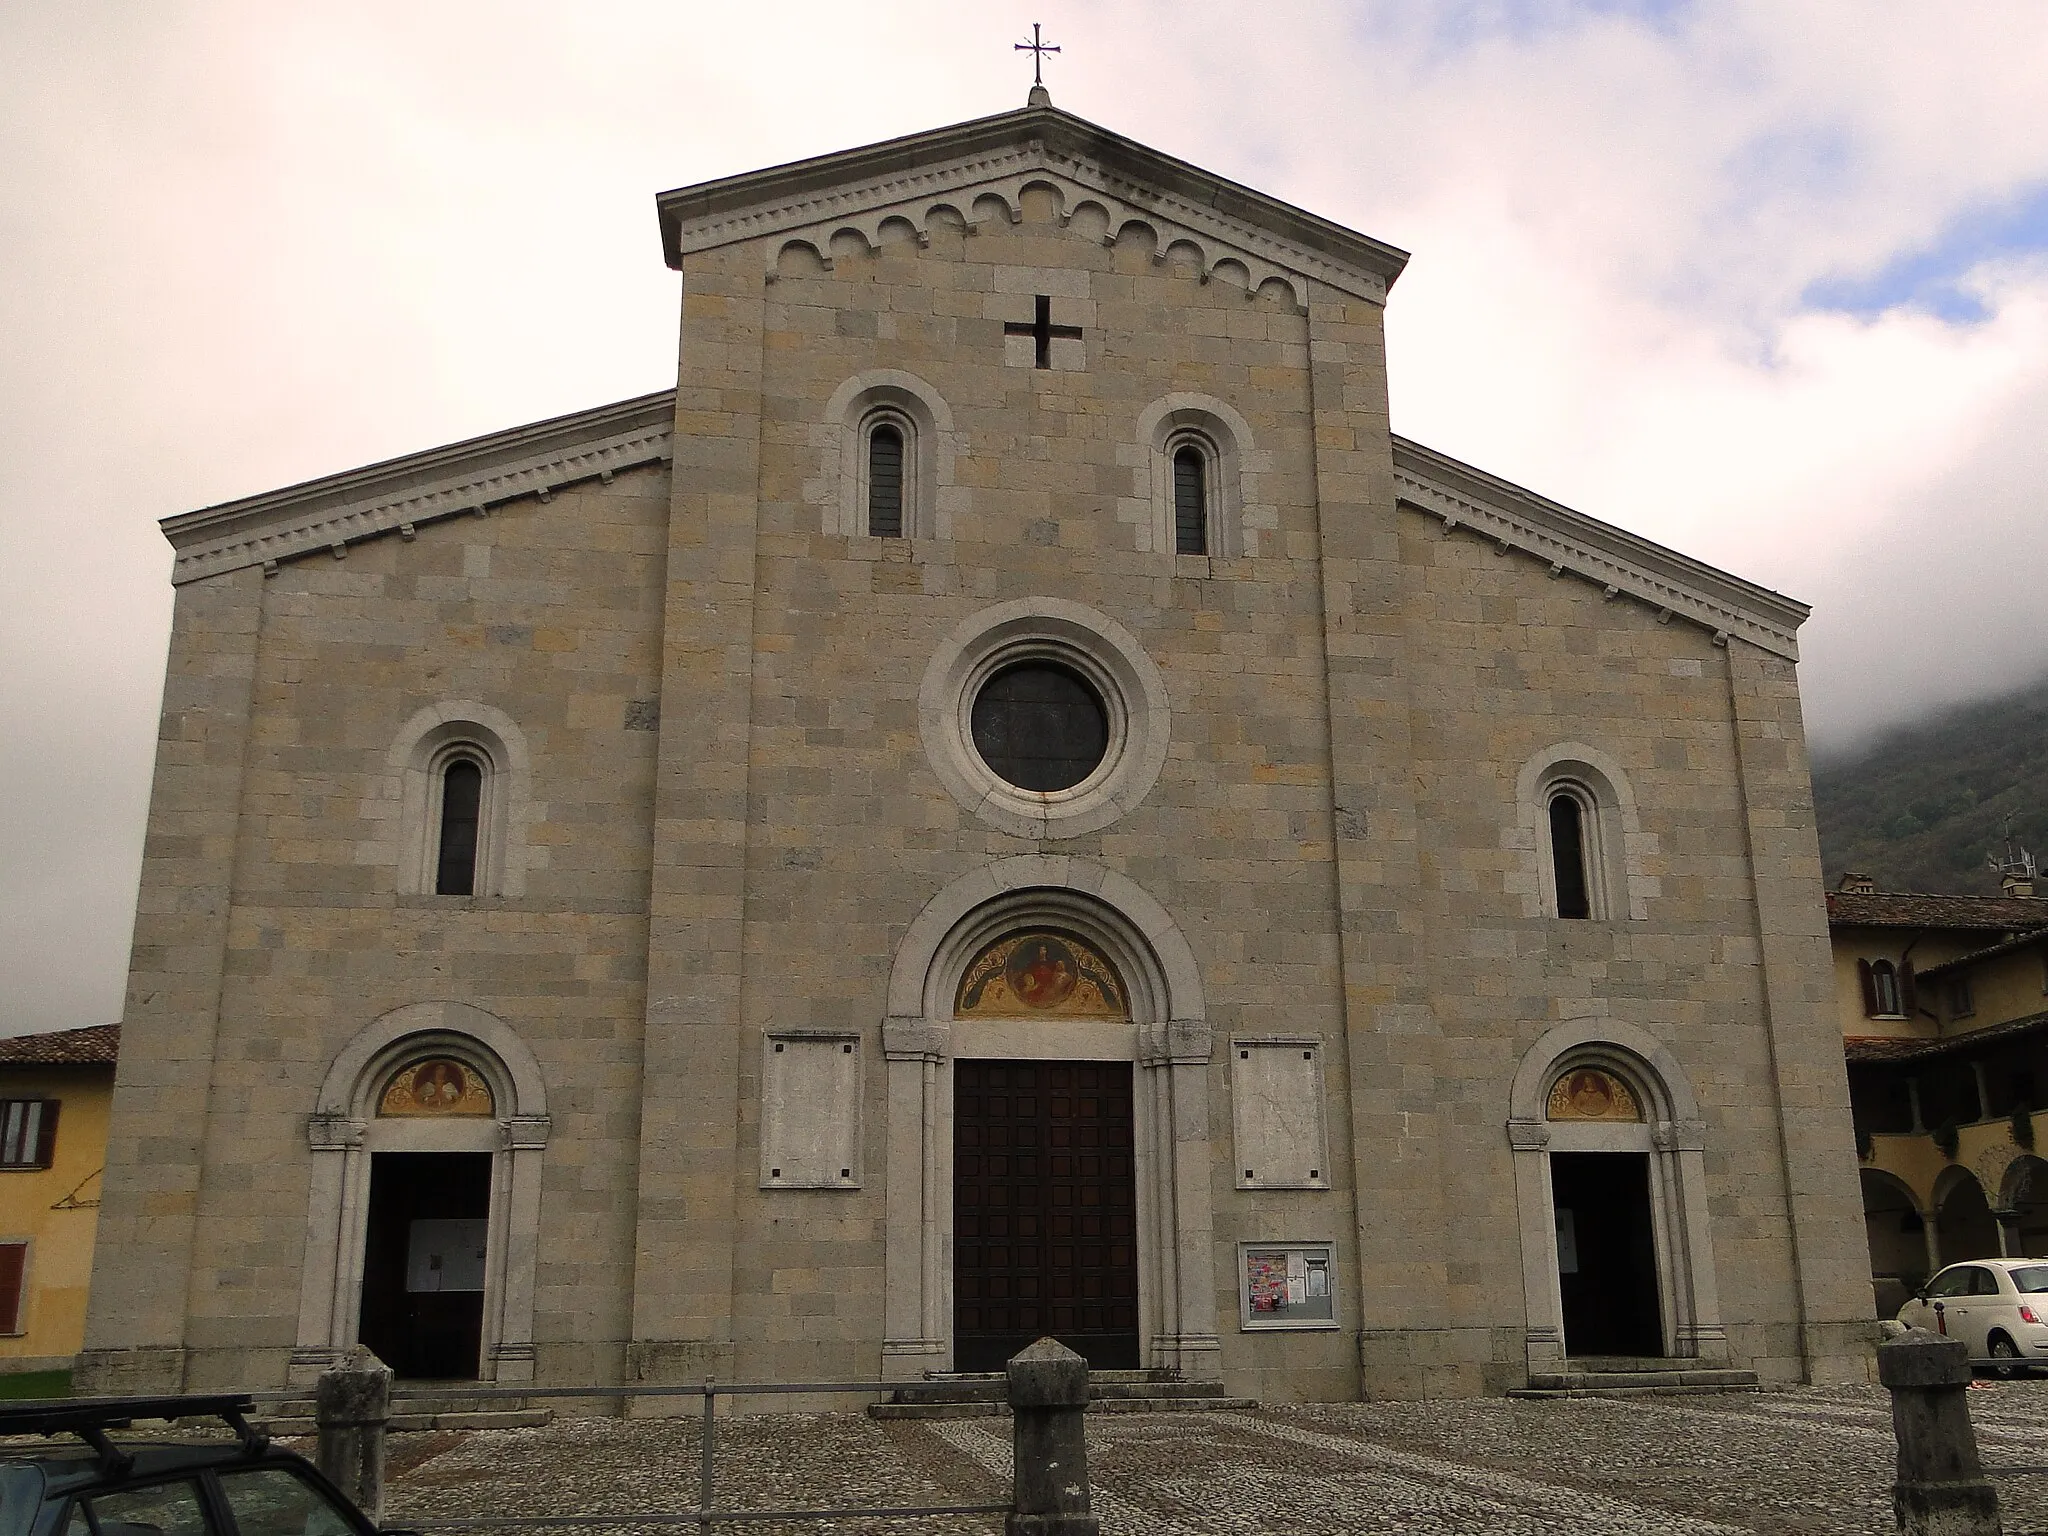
[1898,1258,2048,1374]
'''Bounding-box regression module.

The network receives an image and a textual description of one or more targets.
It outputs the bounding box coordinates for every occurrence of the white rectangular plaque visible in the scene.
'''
[1231,1037,1329,1189]
[760,1032,862,1189]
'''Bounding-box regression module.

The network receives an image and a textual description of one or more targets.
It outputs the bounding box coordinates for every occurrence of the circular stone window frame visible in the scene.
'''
[920,599,1171,840]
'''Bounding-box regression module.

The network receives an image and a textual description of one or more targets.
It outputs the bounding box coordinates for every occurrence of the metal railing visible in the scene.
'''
[371,1381,1008,1532]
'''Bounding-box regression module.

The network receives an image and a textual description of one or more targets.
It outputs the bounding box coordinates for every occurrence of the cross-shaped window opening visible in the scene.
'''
[1004,295,1084,369]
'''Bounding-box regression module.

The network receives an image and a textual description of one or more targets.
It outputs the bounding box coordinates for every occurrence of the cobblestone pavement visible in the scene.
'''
[376,1382,2048,1535]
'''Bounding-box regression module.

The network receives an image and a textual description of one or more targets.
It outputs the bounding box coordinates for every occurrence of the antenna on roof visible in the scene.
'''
[1988,814,2037,897]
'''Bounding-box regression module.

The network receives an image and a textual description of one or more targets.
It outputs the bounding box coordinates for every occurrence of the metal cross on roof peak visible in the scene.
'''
[1015,23,1060,90]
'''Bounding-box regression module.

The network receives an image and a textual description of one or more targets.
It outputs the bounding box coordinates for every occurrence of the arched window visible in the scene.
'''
[827,374,952,540]
[1546,784,1595,919]
[867,421,905,538]
[1861,959,1908,1018]
[1172,444,1208,555]
[387,704,529,899]
[1520,747,1643,921]
[435,757,485,896]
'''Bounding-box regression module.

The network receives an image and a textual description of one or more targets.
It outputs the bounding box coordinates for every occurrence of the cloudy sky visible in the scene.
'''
[4,0,2047,1032]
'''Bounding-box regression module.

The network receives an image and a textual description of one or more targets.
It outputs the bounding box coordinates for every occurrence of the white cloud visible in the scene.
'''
[4,0,2047,1028]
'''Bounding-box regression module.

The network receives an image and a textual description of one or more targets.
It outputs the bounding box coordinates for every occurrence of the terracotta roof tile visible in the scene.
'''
[1845,1012,2048,1063]
[1827,890,2048,931]
[0,1024,120,1066]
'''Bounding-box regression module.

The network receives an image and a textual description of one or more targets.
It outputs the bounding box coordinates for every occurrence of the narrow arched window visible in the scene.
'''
[436,758,484,896]
[1548,790,1592,919]
[1869,960,1903,1017]
[867,423,904,538]
[1173,445,1207,555]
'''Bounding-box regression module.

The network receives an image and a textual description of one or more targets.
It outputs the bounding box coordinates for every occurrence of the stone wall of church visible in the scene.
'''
[1358,511,1869,1393]
[82,163,1871,1402]
[640,188,1367,1396]
[83,463,672,1390]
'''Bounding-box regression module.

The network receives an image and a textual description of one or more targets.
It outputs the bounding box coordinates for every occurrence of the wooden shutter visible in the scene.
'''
[1858,959,1877,1017]
[1901,960,1919,1017]
[1172,447,1207,555]
[0,1243,26,1335]
[31,1101,56,1169]
[868,425,904,538]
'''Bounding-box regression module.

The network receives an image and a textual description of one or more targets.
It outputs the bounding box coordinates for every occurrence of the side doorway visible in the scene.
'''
[357,1151,492,1379]
[1551,1151,1662,1358]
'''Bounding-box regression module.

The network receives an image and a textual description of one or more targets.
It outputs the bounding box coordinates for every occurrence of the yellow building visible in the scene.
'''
[1833,875,2048,1319]
[0,1025,118,1386]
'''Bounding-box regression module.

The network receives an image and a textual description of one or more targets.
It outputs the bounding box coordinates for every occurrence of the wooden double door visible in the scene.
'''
[953,1059,1140,1371]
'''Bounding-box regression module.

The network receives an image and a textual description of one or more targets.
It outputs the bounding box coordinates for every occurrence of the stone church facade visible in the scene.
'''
[79,95,1875,1401]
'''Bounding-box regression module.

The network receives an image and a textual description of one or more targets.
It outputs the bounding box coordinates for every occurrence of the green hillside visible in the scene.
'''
[1812,675,2048,895]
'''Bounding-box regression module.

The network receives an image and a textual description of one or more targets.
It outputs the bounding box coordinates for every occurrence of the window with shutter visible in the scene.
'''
[867,423,905,538]
[1858,959,1878,1017]
[0,1242,25,1334]
[1547,791,1592,919]
[435,758,484,896]
[1172,445,1207,555]
[0,1101,53,1169]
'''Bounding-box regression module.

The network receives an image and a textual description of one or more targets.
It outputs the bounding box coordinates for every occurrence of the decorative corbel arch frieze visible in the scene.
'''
[732,156,1330,310]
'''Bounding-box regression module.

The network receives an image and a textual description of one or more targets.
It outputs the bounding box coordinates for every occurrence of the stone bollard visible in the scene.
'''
[315,1347,393,1524]
[1879,1330,2001,1536]
[1005,1338,1099,1536]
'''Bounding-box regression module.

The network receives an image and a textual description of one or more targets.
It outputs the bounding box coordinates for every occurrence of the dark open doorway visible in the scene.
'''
[954,1059,1139,1372]
[358,1151,491,1380]
[1552,1151,1663,1358]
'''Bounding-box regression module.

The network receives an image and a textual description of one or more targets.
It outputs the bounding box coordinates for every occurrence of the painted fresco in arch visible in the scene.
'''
[954,931,1128,1020]
[379,1057,495,1117]
[1545,1067,1642,1123]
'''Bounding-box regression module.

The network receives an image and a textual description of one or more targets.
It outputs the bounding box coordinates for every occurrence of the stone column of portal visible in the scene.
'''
[882,1019,948,1380]
[1726,642,1883,1383]
[78,565,267,1396]
[625,243,767,1394]
[1303,284,1453,1399]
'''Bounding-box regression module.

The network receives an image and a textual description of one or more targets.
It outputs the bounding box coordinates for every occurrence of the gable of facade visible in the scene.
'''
[80,97,1872,1403]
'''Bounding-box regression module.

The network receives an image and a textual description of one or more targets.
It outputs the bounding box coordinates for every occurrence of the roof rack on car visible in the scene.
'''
[0,1394,269,1478]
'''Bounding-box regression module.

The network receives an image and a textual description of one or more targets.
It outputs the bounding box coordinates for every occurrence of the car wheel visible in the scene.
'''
[1989,1333,2024,1380]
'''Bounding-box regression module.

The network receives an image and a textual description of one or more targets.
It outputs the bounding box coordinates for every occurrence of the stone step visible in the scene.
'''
[255,1405,553,1435]
[869,1394,1258,1420]
[1509,1366,1759,1401]
[1524,1368,1758,1392]
[884,1376,1225,1406]
[1507,1383,1760,1401]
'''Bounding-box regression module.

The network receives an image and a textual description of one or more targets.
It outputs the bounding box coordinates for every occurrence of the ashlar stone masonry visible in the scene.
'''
[79,94,1877,1403]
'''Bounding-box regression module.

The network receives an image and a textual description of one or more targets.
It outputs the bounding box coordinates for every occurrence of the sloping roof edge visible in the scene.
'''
[0,1024,120,1066]
[656,101,1410,306]
[1390,437,1809,660]
[161,391,676,586]
[1827,889,2048,931]
[1917,926,2048,981]
[1846,1011,2048,1063]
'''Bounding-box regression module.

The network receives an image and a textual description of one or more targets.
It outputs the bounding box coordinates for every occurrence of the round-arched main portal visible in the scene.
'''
[290,1002,550,1386]
[879,856,1220,1382]
[1507,1020,1725,1373]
